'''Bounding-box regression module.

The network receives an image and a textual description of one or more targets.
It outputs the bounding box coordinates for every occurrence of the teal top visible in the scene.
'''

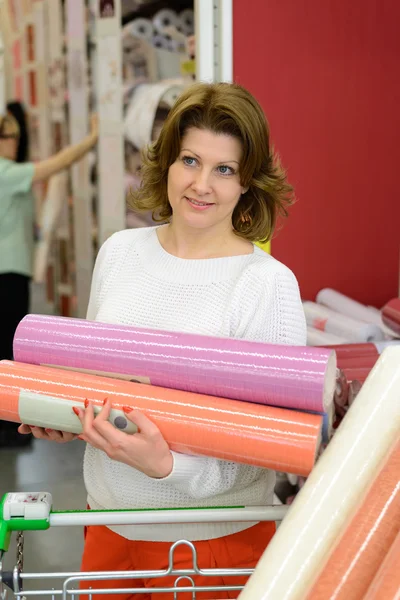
[0,158,35,277]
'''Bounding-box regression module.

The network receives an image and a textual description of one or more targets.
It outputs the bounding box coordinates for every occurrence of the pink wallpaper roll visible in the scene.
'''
[13,314,337,413]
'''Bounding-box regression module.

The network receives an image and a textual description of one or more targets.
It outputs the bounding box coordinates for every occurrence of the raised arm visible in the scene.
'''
[32,115,98,183]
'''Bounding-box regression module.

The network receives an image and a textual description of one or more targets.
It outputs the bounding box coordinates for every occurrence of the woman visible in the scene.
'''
[0,107,98,447]
[20,82,306,598]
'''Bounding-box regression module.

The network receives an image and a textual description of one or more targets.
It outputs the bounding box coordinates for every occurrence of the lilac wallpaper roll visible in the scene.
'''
[13,314,336,412]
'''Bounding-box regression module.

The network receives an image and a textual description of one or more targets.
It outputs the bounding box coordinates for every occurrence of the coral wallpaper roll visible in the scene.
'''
[306,440,400,599]
[13,314,336,413]
[364,529,400,600]
[0,361,322,476]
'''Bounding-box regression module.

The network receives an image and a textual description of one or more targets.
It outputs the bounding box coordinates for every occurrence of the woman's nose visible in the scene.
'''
[191,169,212,195]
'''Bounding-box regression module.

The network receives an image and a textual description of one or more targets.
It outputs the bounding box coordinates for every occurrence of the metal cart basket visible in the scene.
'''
[0,492,288,599]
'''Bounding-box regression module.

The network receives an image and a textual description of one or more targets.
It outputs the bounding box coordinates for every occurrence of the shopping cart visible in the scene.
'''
[0,492,288,599]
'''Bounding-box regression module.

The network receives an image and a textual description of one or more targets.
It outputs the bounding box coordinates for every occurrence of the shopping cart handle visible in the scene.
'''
[0,491,290,551]
[0,521,11,554]
[0,493,51,553]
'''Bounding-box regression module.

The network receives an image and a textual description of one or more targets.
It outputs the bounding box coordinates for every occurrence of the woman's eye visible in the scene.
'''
[217,165,234,175]
[182,156,196,166]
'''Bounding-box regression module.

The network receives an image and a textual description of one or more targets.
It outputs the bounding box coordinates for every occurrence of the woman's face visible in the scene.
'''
[167,127,246,233]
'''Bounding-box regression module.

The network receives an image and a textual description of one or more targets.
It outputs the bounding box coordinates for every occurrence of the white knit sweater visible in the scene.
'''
[84,226,306,541]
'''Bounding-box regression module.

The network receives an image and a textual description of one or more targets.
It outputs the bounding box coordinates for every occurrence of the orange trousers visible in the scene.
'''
[80,520,275,599]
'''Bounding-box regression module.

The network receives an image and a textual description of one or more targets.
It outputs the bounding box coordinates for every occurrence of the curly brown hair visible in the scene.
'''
[129,82,294,243]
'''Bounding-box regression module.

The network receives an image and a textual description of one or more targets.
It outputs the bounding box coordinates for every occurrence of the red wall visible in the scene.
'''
[233,0,400,307]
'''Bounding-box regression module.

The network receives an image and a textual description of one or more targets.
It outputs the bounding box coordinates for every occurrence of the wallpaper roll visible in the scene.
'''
[0,361,322,476]
[129,18,154,40]
[124,79,184,150]
[316,288,387,331]
[347,380,363,406]
[364,529,400,600]
[337,355,377,370]
[152,8,179,34]
[321,340,400,359]
[306,326,348,346]
[302,402,335,443]
[179,8,194,35]
[321,342,374,359]
[303,302,385,342]
[33,171,68,283]
[13,314,337,413]
[381,298,400,336]
[334,369,349,405]
[375,339,400,352]
[342,367,371,384]
[238,346,400,600]
[151,34,170,50]
[306,440,400,600]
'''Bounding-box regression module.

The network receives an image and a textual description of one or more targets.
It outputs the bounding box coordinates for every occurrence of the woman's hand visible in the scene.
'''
[74,399,173,479]
[18,424,78,443]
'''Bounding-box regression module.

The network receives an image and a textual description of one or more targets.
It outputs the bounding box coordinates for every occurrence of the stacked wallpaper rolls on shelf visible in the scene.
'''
[0,313,341,476]
[306,288,400,345]
[305,288,400,428]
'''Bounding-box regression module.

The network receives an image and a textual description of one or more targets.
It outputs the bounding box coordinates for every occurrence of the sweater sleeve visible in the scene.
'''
[159,261,306,499]
[236,261,307,346]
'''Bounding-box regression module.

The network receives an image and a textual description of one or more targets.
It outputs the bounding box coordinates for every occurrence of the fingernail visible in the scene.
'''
[72,407,80,416]
[84,399,89,408]
[123,405,132,414]
[103,397,108,406]
[45,428,53,434]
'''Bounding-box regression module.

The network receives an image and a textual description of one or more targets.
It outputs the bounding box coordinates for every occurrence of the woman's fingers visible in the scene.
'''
[18,424,78,443]
[18,424,32,435]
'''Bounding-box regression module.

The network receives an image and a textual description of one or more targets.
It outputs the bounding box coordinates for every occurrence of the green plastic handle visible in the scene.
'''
[0,495,50,553]
[0,492,246,554]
